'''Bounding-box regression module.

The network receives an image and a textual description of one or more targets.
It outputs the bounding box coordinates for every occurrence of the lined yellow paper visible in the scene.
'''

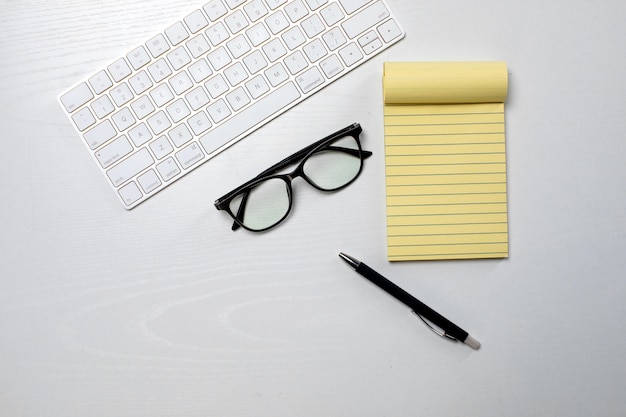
[383,62,509,261]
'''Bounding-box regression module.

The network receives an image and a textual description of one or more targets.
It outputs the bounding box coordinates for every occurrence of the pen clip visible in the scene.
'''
[413,311,458,342]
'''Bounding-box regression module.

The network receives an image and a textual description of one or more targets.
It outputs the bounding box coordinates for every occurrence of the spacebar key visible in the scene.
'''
[199,82,301,155]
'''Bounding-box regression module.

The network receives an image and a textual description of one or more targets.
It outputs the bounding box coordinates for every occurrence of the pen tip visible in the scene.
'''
[338,252,359,269]
[464,335,481,350]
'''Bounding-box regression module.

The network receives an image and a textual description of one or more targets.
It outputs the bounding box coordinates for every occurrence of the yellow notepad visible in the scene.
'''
[383,62,509,261]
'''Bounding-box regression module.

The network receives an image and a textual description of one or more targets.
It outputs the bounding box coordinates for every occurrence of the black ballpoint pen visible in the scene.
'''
[339,253,481,350]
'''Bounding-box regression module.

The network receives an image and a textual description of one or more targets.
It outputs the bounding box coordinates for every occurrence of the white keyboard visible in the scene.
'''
[59,0,404,209]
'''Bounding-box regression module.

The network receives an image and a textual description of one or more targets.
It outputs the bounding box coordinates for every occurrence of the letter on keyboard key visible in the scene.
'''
[341,1,389,39]
[60,83,94,113]
[107,148,154,187]
[199,82,301,154]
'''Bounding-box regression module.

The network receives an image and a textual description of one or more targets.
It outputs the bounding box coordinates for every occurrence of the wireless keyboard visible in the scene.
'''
[59,0,404,209]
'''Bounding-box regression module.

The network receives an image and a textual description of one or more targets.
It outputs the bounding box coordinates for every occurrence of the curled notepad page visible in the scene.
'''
[383,62,509,261]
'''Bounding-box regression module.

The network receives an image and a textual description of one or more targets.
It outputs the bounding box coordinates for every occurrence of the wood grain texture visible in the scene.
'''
[2,0,626,416]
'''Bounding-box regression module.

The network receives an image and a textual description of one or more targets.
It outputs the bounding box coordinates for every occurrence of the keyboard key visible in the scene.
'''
[184,10,209,33]
[224,62,248,86]
[146,34,170,58]
[207,47,232,71]
[302,15,326,38]
[357,30,378,47]
[225,10,249,34]
[112,107,136,131]
[226,34,251,59]
[185,86,211,110]
[166,99,191,123]
[305,0,328,10]
[320,54,344,78]
[303,39,328,62]
[188,111,212,135]
[338,0,372,14]
[264,62,289,86]
[168,123,193,146]
[285,0,309,22]
[91,95,115,119]
[206,21,230,46]
[320,3,345,25]
[169,71,193,95]
[377,18,402,42]
[203,0,228,21]
[60,83,93,113]
[156,157,181,181]
[119,182,143,206]
[150,84,174,107]
[284,50,308,74]
[138,169,162,193]
[207,99,232,123]
[88,71,113,95]
[295,67,324,93]
[84,120,116,149]
[167,46,192,70]
[71,107,96,131]
[362,38,382,54]
[322,27,347,50]
[130,95,155,119]
[245,75,270,99]
[265,10,289,34]
[246,22,271,46]
[165,21,189,45]
[107,58,132,82]
[186,34,211,58]
[243,50,268,74]
[188,59,213,82]
[127,46,151,70]
[147,110,172,135]
[205,74,229,98]
[338,42,363,66]
[282,27,306,50]
[110,83,134,107]
[176,142,205,169]
[107,147,154,187]
[244,0,268,21]
[95,135,133,168]
[199,82,300,154]
[225,0,246,9]
[128,123,153,147]
[128,71,153,95]
[341,1,389,38]
[147,58,172,83]
[266,0,288,9]
[226,87,251,111]
[263,38,287,62]
[150,136,174,160]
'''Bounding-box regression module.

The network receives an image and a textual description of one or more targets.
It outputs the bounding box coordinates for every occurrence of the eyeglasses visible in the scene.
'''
[214,123,372,232]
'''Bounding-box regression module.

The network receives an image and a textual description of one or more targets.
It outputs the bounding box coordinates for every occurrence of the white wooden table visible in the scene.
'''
[1,1,626,416]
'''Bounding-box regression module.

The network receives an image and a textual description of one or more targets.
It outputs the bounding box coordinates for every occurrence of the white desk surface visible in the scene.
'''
[2,1,626,416]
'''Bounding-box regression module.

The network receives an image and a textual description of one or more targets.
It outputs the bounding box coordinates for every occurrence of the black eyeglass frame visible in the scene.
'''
[214,123,372,232]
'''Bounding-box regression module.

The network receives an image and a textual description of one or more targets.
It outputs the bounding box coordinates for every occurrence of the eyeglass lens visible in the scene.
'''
[228,134,362,231]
